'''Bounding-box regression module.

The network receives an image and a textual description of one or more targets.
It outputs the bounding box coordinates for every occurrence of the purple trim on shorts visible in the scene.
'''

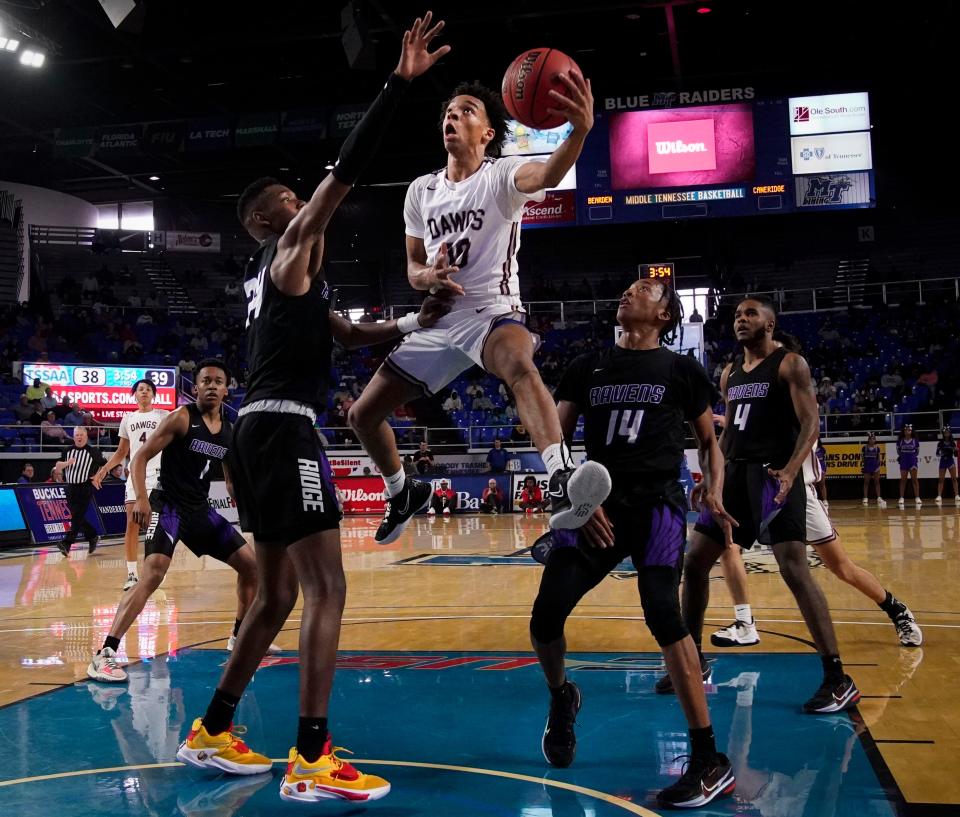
[317,448,340,512]
[696,504,714,527]
[159,503,180,543]
[208,508,240,549]
[758,473,783,540]
[642,504,685,568]
[940,457,956,470]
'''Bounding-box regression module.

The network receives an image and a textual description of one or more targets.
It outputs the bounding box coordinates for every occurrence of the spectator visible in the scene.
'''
[82,271,99,301]
[40,387,58,411]
[519,475,549,514]
[414,440,435,474]
[472,390,495,411]
[144,291,160,309]
[486,438,511,473]
[64,405,86,429]
[880,369,903,389]
[136,312,154,326]
[41,412,71,445]
[480,478,505,514]
[818,377,837,403]
[442,390,463,412]
[53,395,73,421]
[689,307,704,323]
[25,377,49,401]
[106,464,126,481]
[504,399,519,420]
[427,480,457,516]
[18,463,34,484]
[28,401,44,426]
[511,423,531,445]
[13,395,34,423]
[127,293,142,308]
[224,280,240,298]
[402,454,417,478]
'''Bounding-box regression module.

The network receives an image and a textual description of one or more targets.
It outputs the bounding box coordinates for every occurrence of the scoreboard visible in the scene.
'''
[639,262,675,283]
[22,363,178,423]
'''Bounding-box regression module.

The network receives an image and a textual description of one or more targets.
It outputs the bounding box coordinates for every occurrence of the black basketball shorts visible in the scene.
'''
[694,460,807,548]
[230,412,342,544]
[145,493,246,562]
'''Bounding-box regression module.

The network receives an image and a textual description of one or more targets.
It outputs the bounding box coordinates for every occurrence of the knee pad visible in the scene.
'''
[639,566,689,647]
[530,584,577,644]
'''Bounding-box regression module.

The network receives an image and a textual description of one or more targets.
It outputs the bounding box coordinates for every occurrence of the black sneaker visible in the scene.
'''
[802,674,860,714]
[88,535,99,555]
[375,479,433,545]
[542,681,581,768]
[56,540,71,557]
[547,462,612,530]
[655,654,712,694]
[657,753,735,809]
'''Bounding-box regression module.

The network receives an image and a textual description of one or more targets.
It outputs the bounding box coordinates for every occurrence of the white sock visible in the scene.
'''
[734,604,753,624]
[126,561,138,576]
[542,442,572,477]
[383,469,405,498]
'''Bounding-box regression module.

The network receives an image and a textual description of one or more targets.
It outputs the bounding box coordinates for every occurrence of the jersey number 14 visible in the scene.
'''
[606,409,645,445]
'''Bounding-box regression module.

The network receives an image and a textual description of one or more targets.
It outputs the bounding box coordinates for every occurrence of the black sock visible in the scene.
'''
[233,618,242,637]
[102,635,121,653]
[203,688,241,736]
[548,680,570,700]
[690,725,717,760]
[878,591,904,618]
[297,717,329,763]
[821,654,844,683]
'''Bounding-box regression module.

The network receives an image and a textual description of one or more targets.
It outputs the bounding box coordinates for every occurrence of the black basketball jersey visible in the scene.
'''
[555,346,716,480]
[155,403,232,511]
[242,235,333,411]
[723,346,798,464]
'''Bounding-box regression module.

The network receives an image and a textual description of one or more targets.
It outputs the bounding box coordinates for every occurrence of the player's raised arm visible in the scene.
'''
[328,290,453,349]
[514,69,594,194]
[273,12,450,293]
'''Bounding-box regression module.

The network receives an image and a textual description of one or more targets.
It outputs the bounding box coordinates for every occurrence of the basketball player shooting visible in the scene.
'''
[349,66,612,544]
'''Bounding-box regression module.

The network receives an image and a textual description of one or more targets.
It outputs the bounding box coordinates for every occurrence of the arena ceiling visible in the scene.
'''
[0,1,949,206]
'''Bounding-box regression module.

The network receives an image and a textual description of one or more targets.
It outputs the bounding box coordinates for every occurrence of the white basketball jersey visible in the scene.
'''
[404,156,546,308]
[119,409,167,478]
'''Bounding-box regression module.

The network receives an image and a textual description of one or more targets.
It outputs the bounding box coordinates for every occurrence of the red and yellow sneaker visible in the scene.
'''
[176,718,272,775]
[279,739,390,803]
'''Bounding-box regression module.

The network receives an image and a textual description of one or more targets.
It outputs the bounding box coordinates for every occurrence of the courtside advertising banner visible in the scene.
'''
[15,484,106,543]
[338,477,387,515]
[207,480,239,525]
[22,363,177,423]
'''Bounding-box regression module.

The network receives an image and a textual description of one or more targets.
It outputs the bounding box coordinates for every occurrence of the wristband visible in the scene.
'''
[397,312,420,333]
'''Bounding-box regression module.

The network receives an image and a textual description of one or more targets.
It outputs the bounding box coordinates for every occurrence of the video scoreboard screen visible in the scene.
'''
[514,90,874,229]
[22,363,178,423]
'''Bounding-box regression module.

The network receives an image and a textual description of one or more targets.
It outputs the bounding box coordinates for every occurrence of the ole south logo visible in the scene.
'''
[647,118,717,175]
[793,106,810,122]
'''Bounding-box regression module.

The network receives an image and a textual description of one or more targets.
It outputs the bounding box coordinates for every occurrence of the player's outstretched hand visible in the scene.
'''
[581,506,615,549]
[91,467,106,490]
[703,489,739,549]
[132,496,152,531]
[418,288,455,328]
[395,10,451,81]
[427,241,465,296]
[545,69,594,135]
[689,482,706,512]
[767,465,796,506]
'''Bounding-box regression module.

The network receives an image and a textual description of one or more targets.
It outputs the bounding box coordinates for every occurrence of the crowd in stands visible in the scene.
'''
[2,277,958,455]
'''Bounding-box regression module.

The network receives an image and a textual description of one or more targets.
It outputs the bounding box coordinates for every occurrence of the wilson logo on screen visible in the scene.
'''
[647,119,717,174]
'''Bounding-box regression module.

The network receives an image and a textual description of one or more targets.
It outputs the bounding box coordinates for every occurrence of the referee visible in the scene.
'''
[53,426,105,555]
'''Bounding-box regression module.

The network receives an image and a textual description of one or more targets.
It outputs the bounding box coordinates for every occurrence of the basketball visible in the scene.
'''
[501,47,581,129]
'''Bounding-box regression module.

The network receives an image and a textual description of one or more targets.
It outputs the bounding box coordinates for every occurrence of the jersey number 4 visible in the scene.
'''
[244,266,266,328]
[606,409,645,445]
[732,403,751,431]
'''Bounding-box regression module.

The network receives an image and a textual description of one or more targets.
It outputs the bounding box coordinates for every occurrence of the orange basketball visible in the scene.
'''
[501,47,581,129]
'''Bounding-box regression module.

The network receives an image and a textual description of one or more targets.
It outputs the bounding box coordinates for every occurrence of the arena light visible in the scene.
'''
[19,48,45,67]
[0,36,20,51]
[149,175,160,181]
[697,6,712,13]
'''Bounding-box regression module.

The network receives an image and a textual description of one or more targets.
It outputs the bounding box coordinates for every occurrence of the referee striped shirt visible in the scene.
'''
[61,444,105,484]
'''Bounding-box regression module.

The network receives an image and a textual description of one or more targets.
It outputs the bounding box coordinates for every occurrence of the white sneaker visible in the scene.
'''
[710,619,760,647]
[427,507,436,516]
[878,498,887,509]
[227,634,282,655]
[898,498,905,509]
[915,498,923,509]
[892,605,923,647]
[87,647,128,682]
[862,498,869,506]
[443,507,450,516]
[122,572,138,591]
[935,496,942,506]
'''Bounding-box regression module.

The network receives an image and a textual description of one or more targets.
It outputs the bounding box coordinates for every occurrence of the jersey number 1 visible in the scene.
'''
[733,403,751,431]
[606,409,645,445]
